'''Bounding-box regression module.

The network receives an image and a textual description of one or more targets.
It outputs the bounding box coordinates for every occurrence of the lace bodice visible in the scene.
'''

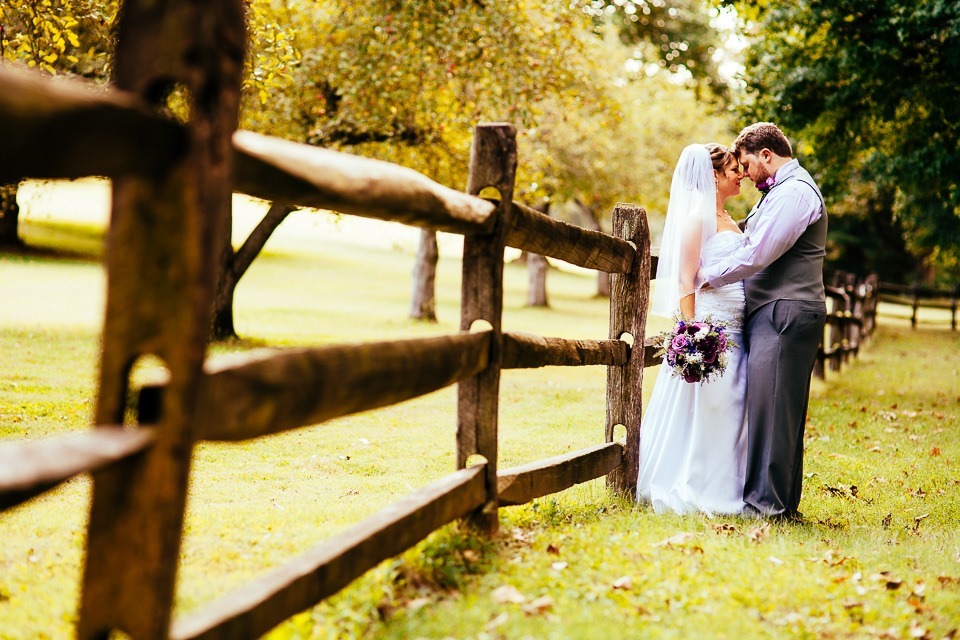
[696,231,746,330]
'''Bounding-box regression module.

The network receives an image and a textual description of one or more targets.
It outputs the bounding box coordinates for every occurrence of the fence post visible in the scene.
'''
[605,203,651,495]
[457,123,517,534]
[951,285,958,332]
[911,281,921,329]
[77,1,245,638]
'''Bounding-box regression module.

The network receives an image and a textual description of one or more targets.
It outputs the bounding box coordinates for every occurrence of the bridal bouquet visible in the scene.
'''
[654,315,736,384]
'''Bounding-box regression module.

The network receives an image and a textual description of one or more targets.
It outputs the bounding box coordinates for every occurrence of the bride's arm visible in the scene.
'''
[678,216,702,320]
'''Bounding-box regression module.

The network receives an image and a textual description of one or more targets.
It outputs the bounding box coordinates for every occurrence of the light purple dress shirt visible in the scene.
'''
[700,159,823,289]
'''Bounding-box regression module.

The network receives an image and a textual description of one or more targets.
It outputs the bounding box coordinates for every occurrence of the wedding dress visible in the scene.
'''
[636,230,749,515]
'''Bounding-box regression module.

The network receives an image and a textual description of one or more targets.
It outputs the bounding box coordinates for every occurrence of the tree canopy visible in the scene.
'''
[730,0,960,281]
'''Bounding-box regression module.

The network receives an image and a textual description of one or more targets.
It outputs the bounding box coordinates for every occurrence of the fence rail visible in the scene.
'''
[879,281,958,331]
[171,465,487,640]
[0,427,155,510]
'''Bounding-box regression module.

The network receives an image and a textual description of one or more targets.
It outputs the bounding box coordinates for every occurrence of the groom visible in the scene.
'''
[699,122,827,520]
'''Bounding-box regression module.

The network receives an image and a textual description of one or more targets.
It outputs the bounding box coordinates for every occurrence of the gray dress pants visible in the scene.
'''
[743,299,826,517]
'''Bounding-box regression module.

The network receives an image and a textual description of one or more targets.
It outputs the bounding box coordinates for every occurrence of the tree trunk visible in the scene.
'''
[0,183,23,249]
[527,202,550,307]
[576,198,609,297]
[211,202,296,340]
[410,228,439,322]
[527,252,549,307]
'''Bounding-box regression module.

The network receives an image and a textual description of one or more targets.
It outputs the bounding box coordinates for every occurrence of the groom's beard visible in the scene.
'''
[752,165,772,186]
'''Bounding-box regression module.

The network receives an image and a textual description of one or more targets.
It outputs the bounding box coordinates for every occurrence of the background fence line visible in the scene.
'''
[878,280,958,331]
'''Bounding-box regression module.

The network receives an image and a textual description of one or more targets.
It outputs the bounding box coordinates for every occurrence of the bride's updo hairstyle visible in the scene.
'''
[704,142,736,173]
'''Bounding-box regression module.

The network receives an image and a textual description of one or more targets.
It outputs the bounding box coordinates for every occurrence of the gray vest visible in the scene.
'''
[744,167,827,315]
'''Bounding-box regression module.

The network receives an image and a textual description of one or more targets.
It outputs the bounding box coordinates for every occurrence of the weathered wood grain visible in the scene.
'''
[0,65,186,183]
[170,465,486,640]
[77,1,246,638]
[506,201,635,274]
[457,123,518,534]
[497,442,624,506]
[0,427,154,511]
[641,336,664,369]
[140,332,491,441]
[605,203,652,495]
[233,130,496,235]
[501,332,628,369]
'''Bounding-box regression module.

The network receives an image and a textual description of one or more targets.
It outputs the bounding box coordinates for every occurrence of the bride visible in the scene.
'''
[636,143,748,516]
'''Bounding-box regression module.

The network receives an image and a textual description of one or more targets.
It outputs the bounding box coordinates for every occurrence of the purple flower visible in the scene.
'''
[756,176,776,193]
[671,334,690,351]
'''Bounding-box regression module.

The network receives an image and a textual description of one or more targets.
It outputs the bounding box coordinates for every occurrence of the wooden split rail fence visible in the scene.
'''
[0,2,662,637]
[813,270,880,379]
[878,280,959,331]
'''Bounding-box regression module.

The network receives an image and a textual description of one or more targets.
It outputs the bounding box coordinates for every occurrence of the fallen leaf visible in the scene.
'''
[747,523,770,543]
[912,582,926,598]
[485,612,509,630]
[522,595,554,616]
[768,556,784,566]
[820,551,855,567]
[637,606,662,622]
[612,576,633,590]
[461,549,479,563]
[913,513,930,531]
[492,585,526,604]
[711,523,737,535]
[842,598,863,609]
[938,575,958,587]
[546,543,560,555]
[551,561,568,571]
[909,619,930,639]
[406,597,430,611]
[882,513,892,528]
[930,447,941,456]
[654,532,696,547]
[885,578,904,590]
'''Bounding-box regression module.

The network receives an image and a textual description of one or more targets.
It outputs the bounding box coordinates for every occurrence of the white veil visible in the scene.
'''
[650,144,717,317]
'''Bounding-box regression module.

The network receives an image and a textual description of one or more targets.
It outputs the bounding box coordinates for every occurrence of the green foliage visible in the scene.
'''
[584,0,730,98]
[237,1,738,220]
[730,0,960,283]
[0,0,116,78]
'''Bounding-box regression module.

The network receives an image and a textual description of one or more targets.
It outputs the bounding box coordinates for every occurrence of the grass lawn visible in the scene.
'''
[1,210,958,639]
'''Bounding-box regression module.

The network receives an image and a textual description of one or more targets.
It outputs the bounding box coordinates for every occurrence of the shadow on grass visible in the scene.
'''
[3,220,105,264]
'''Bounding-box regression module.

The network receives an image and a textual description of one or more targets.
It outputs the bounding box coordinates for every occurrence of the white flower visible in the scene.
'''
[687,352,703,363]
[694,326,709,340]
